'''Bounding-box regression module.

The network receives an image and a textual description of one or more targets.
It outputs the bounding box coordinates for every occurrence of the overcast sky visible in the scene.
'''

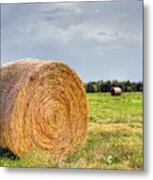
[1,1,143,82]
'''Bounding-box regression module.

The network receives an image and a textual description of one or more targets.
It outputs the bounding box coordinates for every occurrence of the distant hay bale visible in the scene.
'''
[110,87,122,96]
[0,59,88,157]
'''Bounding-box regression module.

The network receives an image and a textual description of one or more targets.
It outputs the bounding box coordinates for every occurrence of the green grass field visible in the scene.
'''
[0,92,143,170]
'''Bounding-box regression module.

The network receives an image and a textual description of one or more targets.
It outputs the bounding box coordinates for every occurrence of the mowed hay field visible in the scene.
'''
[0,92,143,170]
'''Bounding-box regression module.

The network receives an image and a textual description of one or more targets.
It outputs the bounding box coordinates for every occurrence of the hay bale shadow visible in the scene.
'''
[0,147,19,160]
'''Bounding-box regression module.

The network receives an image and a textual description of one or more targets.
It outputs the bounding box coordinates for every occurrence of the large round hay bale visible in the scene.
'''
[110,87,122,96]
[0,59,88,157]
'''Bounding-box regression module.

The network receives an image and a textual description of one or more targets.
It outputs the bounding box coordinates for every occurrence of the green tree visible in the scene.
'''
[86,82,95,92]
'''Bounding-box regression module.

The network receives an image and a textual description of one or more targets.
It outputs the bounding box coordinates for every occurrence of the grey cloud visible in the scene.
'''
[44,8,60,15]
[1,1,143,82]
[97,31,119,38]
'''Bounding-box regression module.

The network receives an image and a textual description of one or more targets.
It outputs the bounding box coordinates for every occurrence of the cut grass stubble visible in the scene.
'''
[0,92,143,170]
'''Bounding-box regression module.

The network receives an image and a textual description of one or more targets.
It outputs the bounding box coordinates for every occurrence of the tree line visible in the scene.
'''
[84,80,143,93]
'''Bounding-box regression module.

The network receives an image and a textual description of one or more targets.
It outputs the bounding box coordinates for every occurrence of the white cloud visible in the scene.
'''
[58,3,83,15]
[1,2,143,82]
[2,2,142,51]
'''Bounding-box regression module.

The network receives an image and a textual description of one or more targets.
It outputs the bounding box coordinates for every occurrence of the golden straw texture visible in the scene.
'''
[0,60,88,157]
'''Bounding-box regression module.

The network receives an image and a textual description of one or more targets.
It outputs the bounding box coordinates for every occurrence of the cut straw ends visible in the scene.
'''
[0,60,88,157]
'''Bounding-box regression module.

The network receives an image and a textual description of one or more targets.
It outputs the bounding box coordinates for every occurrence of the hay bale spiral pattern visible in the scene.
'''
[0,60,88,157]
